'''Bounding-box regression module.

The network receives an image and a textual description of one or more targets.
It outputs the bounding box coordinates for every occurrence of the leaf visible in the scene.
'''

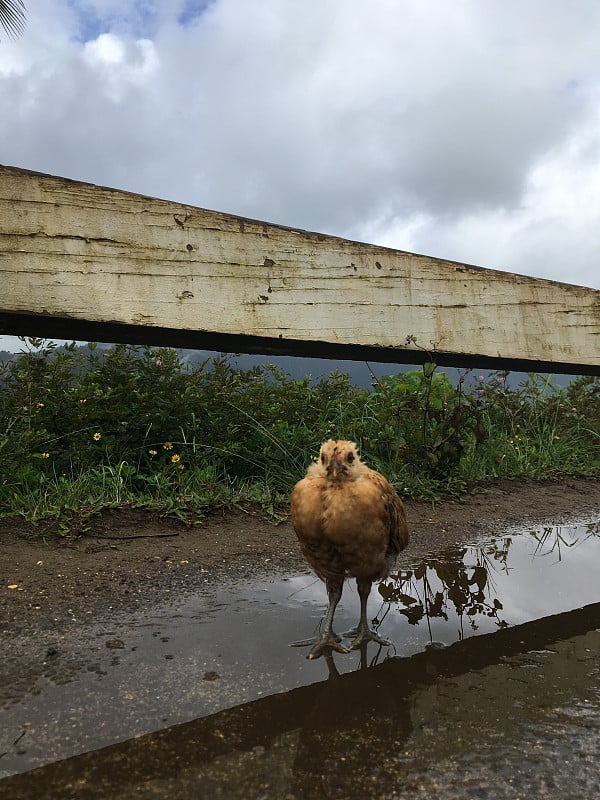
[468,566,488,591]
[398,593,418,605]
[378,582,395,601]
[400,605,425,625]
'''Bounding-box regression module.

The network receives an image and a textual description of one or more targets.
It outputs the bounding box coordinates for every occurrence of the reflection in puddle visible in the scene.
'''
[1,521,600,798]
[378,520,600,650]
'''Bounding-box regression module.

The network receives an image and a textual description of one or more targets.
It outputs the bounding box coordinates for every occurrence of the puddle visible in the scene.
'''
[1,520,600,798]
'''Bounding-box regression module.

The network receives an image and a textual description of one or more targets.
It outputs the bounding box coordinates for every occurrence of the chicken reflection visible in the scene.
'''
[292,647,413,799]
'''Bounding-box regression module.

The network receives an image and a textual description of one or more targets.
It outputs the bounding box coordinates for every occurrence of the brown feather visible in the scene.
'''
[291,440,409,583]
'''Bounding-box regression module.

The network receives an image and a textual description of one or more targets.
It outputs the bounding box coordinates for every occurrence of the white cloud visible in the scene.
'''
[0,0,599,292]
[82,33,158,101]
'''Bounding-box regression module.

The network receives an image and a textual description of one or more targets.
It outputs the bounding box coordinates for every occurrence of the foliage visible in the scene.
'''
[370,365,483,480]
[0,0,26,40]
[461,371,600,479]
[1,338,599,529]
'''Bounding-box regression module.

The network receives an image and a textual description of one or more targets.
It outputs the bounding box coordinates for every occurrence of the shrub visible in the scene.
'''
[1,339,599,525]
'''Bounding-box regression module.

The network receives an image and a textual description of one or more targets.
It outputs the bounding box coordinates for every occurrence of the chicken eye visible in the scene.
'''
[346,452,355,463]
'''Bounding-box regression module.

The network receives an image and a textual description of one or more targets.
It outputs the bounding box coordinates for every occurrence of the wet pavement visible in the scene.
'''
[1,520,600,798]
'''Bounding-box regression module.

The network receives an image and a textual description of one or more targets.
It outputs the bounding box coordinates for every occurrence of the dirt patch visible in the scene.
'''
[2,477,600,636]
[2,477,600,789]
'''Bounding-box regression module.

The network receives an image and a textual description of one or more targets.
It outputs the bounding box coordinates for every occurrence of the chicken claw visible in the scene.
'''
[291,633,350,660]
[347,627,391,650]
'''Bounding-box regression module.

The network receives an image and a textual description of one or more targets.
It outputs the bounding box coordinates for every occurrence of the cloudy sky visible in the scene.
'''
[1,0,599,351]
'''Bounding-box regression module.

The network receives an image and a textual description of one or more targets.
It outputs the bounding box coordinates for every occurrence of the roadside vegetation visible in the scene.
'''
[1,338,599,531]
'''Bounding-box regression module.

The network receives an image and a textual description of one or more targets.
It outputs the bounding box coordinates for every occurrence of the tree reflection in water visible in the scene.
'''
[531,520,600,560]
[376,522,600,645]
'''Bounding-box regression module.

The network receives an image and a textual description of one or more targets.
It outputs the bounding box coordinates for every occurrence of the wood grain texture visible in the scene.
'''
[1,166,599,371]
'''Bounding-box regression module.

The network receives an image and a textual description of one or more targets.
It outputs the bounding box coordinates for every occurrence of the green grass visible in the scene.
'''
[1,338,599,531]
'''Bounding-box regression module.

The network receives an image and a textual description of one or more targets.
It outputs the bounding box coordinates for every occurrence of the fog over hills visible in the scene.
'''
[0,340,575,390]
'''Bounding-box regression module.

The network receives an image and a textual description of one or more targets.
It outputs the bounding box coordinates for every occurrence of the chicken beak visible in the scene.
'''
[327,453,344,479]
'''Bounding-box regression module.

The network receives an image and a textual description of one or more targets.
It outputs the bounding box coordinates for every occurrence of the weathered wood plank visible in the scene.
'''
[1,165,599,373]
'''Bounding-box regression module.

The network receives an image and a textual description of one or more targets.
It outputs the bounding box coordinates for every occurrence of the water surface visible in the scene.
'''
[1,520,599,797]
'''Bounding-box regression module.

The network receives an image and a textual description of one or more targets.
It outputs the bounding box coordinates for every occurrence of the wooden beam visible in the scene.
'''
[1,165,599,373]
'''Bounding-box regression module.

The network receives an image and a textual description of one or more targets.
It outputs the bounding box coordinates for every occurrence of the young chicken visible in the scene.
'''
[290,439,409,659]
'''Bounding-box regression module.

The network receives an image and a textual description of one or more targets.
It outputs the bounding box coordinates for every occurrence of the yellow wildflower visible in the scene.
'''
[171,454,181,463]
[36,402,44,408]
[163,441,173,450]
[93,432,102,441]
[149,449,158,456]
[41,452,50,459]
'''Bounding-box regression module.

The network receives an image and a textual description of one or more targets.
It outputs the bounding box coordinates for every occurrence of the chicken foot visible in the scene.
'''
[345,579,391,650]
[291,577,350,659]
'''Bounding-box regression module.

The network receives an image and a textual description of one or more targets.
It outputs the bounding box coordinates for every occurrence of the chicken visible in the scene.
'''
[290,439,409,659]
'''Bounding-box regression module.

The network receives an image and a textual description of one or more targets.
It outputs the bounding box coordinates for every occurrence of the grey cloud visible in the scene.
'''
[1,0,599,288]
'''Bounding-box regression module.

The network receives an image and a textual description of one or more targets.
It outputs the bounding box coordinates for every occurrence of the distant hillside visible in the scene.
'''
[0,341,575,390]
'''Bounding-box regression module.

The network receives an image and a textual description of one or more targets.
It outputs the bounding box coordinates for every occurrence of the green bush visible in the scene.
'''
[1,338,599,527]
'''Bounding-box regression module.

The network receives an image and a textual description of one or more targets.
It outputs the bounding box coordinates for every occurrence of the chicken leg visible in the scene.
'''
[346,578,391,650]
[291,576,350,659]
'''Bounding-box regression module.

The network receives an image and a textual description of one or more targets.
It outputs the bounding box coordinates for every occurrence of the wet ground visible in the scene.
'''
[1,495,600,798]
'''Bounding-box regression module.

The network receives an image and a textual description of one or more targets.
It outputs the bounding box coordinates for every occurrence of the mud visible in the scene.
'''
[3,478,600,636]
[2,477,600,797]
